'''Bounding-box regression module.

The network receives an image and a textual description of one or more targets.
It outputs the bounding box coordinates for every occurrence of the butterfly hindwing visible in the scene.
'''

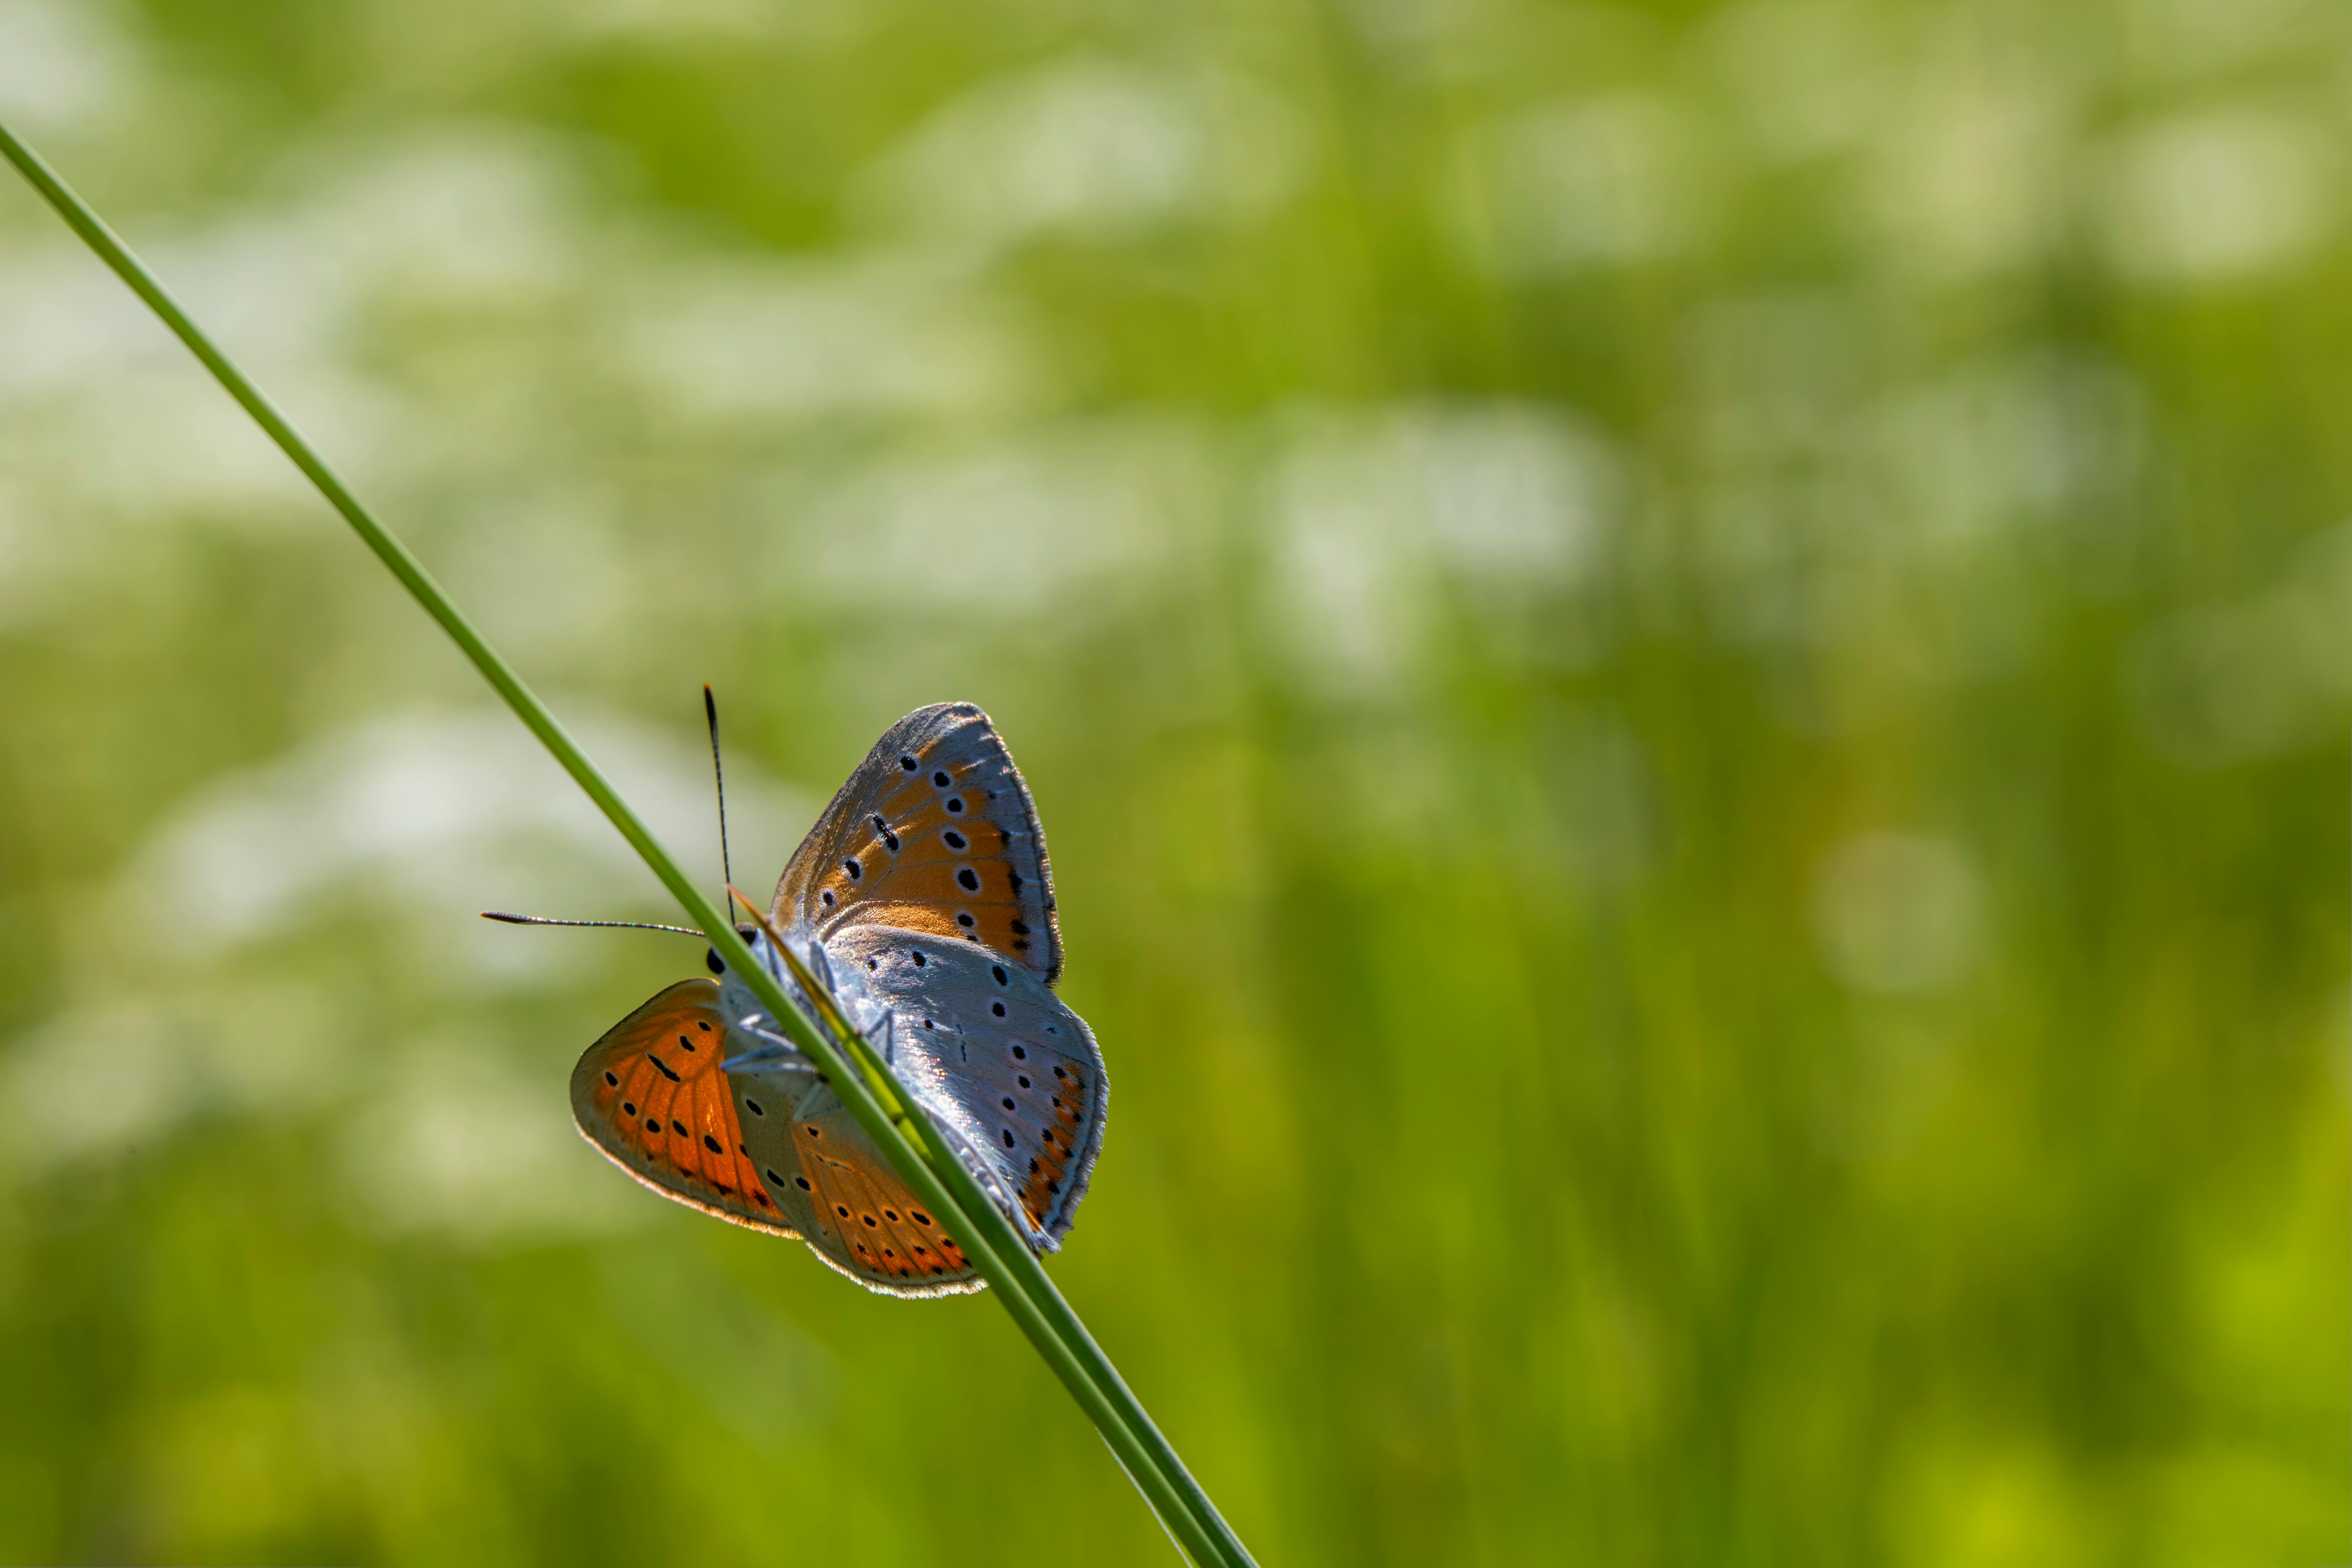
[825,924,1107,1244]
[785,1083,983,1297]
[724,1069,826,1241]
[570,980,796,1236]
[773,703,1063,984]
[572,985,969,1296]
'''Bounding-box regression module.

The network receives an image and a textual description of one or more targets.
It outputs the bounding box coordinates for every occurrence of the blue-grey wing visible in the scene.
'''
[824,923,1107,1247]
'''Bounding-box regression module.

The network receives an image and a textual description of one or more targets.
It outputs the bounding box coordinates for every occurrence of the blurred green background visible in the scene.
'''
[0,0,2345,1562]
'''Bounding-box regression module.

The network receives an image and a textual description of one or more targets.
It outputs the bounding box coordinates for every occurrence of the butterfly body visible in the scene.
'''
[567,703,1107,1297]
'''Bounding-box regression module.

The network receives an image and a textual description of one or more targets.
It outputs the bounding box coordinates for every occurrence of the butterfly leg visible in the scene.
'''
[719,994,890,1074]
[720,1021,819,1075]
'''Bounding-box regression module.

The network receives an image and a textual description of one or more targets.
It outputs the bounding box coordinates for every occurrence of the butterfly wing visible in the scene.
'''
[772,703,1063,984]
[722,1068,826,1240]
[585,705,1093,1287]
[583,988,978,1295]
[827,924,1107,1245]
[570,980,798,1235]
[783,1082,984,1297]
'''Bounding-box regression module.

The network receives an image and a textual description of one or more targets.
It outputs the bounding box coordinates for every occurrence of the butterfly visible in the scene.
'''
[554,702,1107,1297]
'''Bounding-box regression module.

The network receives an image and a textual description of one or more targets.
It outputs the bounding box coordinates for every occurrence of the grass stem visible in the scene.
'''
[0,117,1254,1568]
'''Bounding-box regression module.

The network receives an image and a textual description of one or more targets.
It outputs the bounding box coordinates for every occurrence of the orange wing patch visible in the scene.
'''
[827,781,1042,958]
[773,703,1062,983]
[570,979,796,1237]
[791,1104,978,1294]
[1014,1058,1094,1230]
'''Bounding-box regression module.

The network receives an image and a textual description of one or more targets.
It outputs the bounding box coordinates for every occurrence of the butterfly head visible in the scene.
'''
[710,921,795,1022]
[704,922,767,978]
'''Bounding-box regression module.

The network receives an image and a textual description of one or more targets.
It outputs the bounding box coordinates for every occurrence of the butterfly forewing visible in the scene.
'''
[570,980,797,1236]
[773,703,1063,984]
[827,924,1107,1243]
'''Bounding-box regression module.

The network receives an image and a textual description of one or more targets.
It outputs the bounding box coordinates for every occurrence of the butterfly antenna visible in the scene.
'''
[480,912,703,936]
[704,683,734,904]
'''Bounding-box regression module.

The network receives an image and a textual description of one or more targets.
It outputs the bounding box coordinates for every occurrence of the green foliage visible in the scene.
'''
[0,0,2344,1564]
[2,105,1249,1568]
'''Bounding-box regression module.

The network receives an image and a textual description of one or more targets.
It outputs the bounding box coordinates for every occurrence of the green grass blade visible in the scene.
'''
[745,897,1251,1564]
[0,117,1253,1568]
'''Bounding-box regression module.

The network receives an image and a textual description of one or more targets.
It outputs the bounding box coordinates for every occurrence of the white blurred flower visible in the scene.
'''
[1872,349,2146,544]
[1812,832,1985,994]
[1859,74,2069,280]
[795,418,1206,614]
[856,58,1308,250]
[0,985,351,1173]
[341,1037,644,1243]
[1268,401,1618,691]
[2130,519,2352,764]
[611,254,1036,425]
[0,0,137,137]
[2125,0,2323,78]
[131,706,809,956]
[1457,94,1712,275]
[2100,104,2338,284]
